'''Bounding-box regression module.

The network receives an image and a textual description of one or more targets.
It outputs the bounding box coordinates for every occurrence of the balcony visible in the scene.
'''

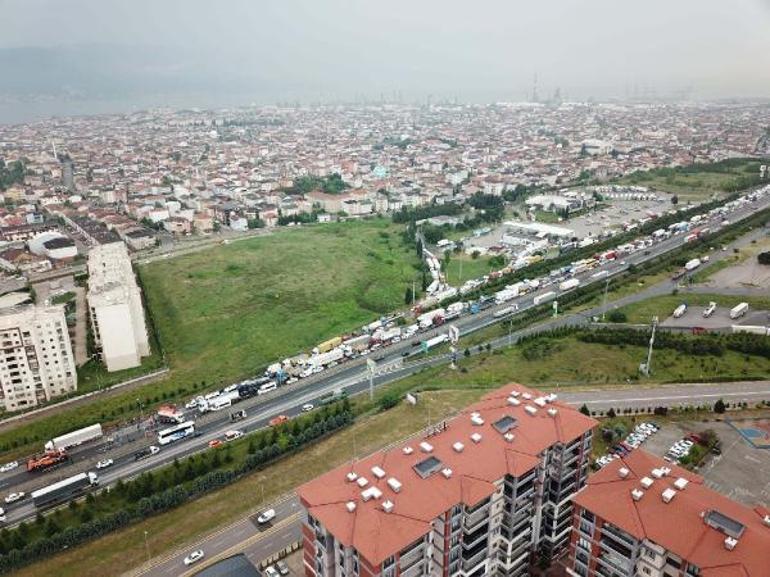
[464,506,491,531]
[595,553,633,577]
[600,525,637,551]
[461,548,488,573]
[401,560,426,577]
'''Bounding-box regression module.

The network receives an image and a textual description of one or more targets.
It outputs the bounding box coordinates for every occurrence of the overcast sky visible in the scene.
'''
[1,0,770,113]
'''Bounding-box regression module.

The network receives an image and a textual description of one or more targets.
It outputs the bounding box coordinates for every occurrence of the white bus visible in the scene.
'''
[157,421,195,445]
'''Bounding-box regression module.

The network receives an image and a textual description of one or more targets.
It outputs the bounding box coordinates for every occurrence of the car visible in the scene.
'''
[275,560,290,575]
[0,507,5,521]
[257,508,276,524]
[183,549,204,566]
[96,458,114,469]
[301,403,314,412]
[185,399,198,410]
[0,461,19,473]
[264,567,279,577]
[208,439,223,448]
[4,492,25,504]
[269,415,290,427]
[224,430,243,442]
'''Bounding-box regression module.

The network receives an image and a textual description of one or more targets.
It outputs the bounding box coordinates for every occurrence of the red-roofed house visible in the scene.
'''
[298,383,597,577]
[567,450,770,577]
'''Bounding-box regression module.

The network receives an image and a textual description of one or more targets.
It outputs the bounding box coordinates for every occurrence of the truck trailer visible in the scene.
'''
[44,424,103,452]
[533,291,557,306]
[730,302,749,319]
[558,278,580,292]
[31,472,99,509]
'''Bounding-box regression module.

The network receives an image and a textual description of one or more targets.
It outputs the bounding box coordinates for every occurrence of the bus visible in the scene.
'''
[157,421,195,446]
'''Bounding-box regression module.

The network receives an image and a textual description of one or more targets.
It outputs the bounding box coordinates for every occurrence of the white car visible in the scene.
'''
[0,461,18,473]
[96,458,114,469]
[4,492,25,504]
[185,399,198,410]
[264,567,279,577]
[257,508,276,524]
[0,507,5,521]
[301,403,314,412]
[183,549,204,566]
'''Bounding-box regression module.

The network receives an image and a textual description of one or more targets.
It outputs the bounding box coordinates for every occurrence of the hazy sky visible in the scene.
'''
[1,0,770,112]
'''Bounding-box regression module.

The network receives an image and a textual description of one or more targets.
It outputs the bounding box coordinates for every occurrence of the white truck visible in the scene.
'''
[308,348,345,368]
[444,302,466,319]
[684,258,701,272]
[558,278,580,292]
[421,333,449,351]
[418,308,445,329]
[533,291,556,306]
[494,288,518,304]
[44,424,103,452]
[493,305,518,318]
[730,302,749,319]
[703,302,717,318]
[673,304,687,318]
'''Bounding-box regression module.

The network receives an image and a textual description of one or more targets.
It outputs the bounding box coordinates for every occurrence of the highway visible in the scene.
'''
[2,190,768,527]
[129,379,770,577]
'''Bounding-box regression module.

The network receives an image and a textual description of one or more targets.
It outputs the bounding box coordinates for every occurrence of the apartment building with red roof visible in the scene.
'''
[298,383,597,577]
[567,449,770,577]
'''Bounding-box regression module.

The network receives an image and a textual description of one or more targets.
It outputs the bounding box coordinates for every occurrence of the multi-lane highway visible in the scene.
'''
[129,379,770,577]
[2,190,769,527]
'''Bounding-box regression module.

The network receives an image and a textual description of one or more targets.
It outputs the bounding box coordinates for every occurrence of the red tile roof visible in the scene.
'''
[574,450,770,577]
[298,383,597,567]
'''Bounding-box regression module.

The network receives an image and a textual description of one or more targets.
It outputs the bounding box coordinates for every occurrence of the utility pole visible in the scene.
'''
[366,358,376,400]
[601,278,610,321]
[641,316,658,376]
[144,530,150,563]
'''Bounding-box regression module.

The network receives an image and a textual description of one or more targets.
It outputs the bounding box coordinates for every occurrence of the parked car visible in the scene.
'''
[4,492,25,504]
[96,458,114,469]
[276,560,290,575]
[257,508,276,524]
[183,549,204,566]
[208,439,223,449]
[301,403,314,412]
[264,567,279,577]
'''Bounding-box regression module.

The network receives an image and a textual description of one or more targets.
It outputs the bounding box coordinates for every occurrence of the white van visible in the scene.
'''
[258,382,277,395]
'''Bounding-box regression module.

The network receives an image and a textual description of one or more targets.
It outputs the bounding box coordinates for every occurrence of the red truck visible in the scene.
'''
[27,449,69,473]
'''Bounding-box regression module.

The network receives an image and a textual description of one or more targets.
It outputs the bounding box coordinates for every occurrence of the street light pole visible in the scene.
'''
[144,530,150,562]
[601,278,610,321]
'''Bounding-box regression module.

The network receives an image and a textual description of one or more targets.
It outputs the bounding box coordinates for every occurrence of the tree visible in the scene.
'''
[714,398,726,414]
[671,195,679,205]
[579,404,590,416]
[607,408,617,419]
[607,310,627,323]
[757,251,770,265]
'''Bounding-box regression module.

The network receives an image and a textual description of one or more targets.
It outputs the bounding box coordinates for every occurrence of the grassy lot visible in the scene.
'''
[614,293,770,324]
[14,390,484,577]
[444,254,495,285]
[392,335,770,393]
[140,219,418,386]
[613,158,765,201]
[0,219,416,460]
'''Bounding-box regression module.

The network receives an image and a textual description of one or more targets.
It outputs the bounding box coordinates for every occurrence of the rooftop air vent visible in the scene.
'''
[547,408,558,417]
[382,500,394,513]
[371,466,386,479]
[522,393,532,400]
[674,477,689,490]
[420,441,434,453]
[509,390,520,398]
[651,468,664,479]
[470,433,482,443]
[504,432,515,443]
[356,477,369,488]
[346,472,358,482]
[508,397,521,406]
[661,466,671,476]
[453,442,464,453]
[534,397,547,407]
[471,414,484,426]
[763,515,770,528]
[662,488,677,503]
[524,405,537,416]
[361,487,383,501]
[640,477,654,489]
[546,393,558,402]
[441,468,452,479]
[631,489,644,501]
[346,501,356,513]
[387,478,402,493]
[403,446,414,455]
[618,467,630,479]
[724,537,738,551]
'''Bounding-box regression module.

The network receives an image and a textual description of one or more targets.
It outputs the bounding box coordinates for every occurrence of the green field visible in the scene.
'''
[391,335,770,393]
[140,219,418,385]
[614,158,766,201]
[614,293,770,324]
[444,253,495,285]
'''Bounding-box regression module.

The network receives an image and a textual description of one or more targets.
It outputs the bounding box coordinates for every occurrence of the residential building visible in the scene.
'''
[298,383,596,577]
[568,449,770,577]
[0,304,77,411]
[87,242,150,372]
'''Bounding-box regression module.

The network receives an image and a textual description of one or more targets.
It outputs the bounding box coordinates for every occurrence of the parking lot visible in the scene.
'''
[641,418,770,507]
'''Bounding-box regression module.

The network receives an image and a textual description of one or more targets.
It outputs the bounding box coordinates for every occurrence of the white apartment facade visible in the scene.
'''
[0,304,77,411]
[87,242,150,372]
